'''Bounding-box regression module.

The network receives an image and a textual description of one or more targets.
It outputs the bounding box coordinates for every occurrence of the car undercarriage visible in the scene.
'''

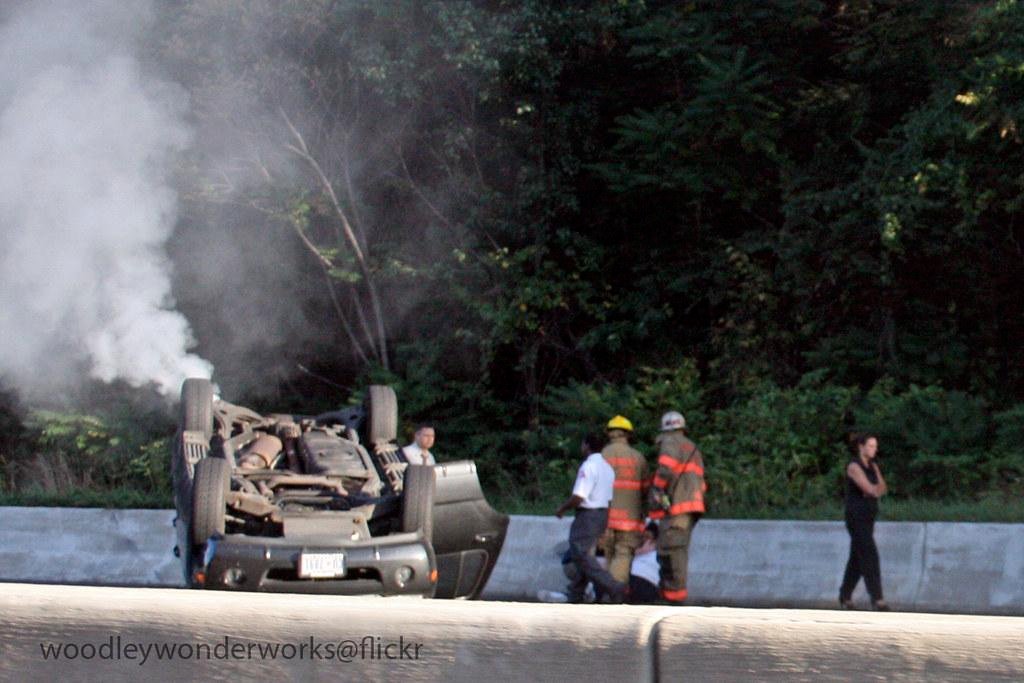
[171,379,508,598]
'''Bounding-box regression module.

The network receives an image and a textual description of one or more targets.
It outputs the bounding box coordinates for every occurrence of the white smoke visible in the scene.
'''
[0,0,212,399]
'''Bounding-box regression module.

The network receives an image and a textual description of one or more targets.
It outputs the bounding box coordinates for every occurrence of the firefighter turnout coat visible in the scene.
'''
[649,429,706,603]
[601,432,649,583]
[602,434,648,533]
[649,431,706,523]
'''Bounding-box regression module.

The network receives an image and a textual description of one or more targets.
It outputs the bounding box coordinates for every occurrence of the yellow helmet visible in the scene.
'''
[606,415,634,432]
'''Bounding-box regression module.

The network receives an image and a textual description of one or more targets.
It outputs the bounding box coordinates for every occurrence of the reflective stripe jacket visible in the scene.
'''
[601,435,648,532]
[649,431,706,520]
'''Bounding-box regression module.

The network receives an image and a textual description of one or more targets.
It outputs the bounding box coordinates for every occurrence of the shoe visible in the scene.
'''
[598,580,630,605]
[872,600,890,612]
[537,589,568,603]
[565,590,585,604]
[839,598,856,610]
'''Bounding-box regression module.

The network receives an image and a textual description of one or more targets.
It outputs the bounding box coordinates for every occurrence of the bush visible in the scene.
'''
[853,382,989,499]
[989,403,1024,493]
[514,362,706,500]
[0,386,26,492]
[533,362,706,455]
[366,359,707,505]
[6,369,1022,518]
[376,364,1023,513]
[703,376,856,513]
[14,409,173,495]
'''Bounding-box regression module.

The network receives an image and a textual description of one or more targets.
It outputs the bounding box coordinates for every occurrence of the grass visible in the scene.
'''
[877,496,1024,523]
[707,494,1024,522]
[487,490,1024,523]
[0,487,172,509]
[2,486,1024,523]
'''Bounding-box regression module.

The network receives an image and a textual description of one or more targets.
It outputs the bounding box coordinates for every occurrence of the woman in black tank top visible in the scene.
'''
[838,433,890,611]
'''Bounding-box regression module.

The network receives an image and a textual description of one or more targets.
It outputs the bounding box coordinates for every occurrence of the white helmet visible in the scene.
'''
[660,411,686,431]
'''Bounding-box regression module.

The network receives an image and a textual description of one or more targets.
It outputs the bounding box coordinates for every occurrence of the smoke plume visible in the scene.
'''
[0,0,212,399]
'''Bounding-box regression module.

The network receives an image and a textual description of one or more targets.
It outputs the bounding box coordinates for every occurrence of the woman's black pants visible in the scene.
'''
[839,509,883,601]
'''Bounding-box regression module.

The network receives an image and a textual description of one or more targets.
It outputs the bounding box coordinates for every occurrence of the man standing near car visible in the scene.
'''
[648,410,706,605]
[601,415,649,585]
[555,432,628,603]
[403,424,436,465]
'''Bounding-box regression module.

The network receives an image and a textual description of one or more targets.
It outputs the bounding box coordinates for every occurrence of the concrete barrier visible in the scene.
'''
[683,519,926,610]
[3,584,1023,681]
[0,584,672,682]
[656,608,1024,681]
[0,507,181,586]
[481,516,1024,615]
[2,507,1024,615]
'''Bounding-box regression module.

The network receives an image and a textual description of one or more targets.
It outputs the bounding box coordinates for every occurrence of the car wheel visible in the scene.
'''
[171,434,190,515]
[402,465,435,546]
[365,385,398,444]
[192,456,230,547]
[181,377,214,440]
[178,518,196,588]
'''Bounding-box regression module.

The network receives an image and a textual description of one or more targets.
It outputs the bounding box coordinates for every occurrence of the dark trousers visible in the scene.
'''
[839,510,883,601]
[566,507,622,602]
[627,576,659,604]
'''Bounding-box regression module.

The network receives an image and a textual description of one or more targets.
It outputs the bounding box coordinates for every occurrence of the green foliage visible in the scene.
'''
[853,383,990,499]
[0,387,26,491]
[710,495,1024,523]
[12,1,1024,522]
[989,404,1024,490]
[0,487,171,509]
[18,410,172,495]
[532,362,705,451]
[513,362,706,498]
[163,0,1024,418]
[703,378,856,513]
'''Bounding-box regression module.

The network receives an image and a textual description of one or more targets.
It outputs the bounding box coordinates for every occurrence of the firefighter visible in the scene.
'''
[601,415,649,584]
[648,410,706,604]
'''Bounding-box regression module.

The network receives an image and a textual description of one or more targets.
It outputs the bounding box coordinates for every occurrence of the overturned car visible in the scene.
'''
[171,378,508,598]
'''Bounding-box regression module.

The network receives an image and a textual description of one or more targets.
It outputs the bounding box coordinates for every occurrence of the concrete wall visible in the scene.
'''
[2,508,1023,615]
[482,516,1024,615]
[4,584,1024,681]
[0,507,181,586]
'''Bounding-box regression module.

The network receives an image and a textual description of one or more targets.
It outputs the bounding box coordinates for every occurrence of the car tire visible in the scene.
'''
[171,436,194,573]
[171,434,190,513]
[192,456,230,547]
[178,519,196,588]
[181,378,214,440]
[402,465,435,546]
[365,385,398,444]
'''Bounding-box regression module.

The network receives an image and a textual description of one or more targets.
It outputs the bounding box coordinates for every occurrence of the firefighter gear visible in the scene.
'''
[656,514,696,603]
[601,431,649,583]
[606,415,634,432]
[648,426,706,603]
[660,411,685,431]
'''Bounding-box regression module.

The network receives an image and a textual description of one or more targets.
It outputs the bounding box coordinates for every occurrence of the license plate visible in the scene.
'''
[298,552,346,578]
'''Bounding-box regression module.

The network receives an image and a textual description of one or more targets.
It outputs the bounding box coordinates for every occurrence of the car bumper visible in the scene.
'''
[198,532,436,596]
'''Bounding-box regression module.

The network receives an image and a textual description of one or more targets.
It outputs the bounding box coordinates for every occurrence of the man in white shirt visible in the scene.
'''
[402,424,436,465]
[554,433,628,603]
